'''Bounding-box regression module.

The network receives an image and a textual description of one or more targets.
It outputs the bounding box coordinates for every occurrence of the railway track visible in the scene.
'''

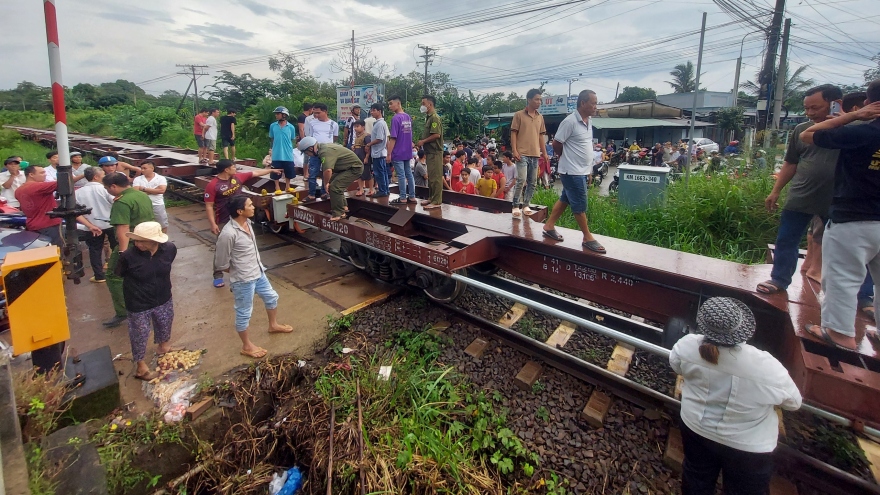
[12,127,880,493]
[247,217,878,495]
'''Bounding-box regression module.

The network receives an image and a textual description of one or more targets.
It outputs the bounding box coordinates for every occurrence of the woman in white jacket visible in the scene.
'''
[670,297,802,494]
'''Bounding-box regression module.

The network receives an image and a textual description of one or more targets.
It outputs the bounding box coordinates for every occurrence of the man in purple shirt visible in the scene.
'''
[387,95,417,204]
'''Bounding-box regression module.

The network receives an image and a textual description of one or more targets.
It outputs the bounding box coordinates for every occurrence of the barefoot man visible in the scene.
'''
[214,195,293,358]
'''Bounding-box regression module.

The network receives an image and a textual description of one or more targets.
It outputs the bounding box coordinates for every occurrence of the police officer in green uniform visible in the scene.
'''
[417,95,444,209]
[297,137,363,221]
[102,171,155,327]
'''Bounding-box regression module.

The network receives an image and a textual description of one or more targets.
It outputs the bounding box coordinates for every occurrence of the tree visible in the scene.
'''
[716,106,744,136]
[330,43,394,85]
[666,61,702,93]
[866,53,880,83]
[206,70,280,110]
[268,51,333,101]
[614,86,657,103]
[741,65,814,113]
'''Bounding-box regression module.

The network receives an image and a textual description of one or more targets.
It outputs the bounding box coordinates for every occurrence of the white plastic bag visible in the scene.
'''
[269,470,289,495]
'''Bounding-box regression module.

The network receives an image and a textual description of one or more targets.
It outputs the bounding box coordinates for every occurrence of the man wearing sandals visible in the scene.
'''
[297,137,363,222]
[799,81,880,351]
[757,85,843,296]
[541,90,606,255]
[215,195,293,359]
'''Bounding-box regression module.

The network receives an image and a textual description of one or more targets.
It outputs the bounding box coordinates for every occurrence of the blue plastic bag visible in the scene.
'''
[276,466,304,495]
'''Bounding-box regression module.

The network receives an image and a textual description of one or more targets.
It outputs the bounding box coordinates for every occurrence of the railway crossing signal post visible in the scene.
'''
[42,0,91,283]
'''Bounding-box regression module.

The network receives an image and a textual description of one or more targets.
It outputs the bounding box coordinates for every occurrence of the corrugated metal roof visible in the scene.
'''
[591,117,703,129]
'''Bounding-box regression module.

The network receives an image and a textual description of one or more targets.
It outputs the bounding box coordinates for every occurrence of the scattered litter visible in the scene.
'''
[341,347,355,354]
[112,353,124,361]
[378,365,392,381]
[164,402,187,422]
[273,466,304,495]
[297,360,306,367]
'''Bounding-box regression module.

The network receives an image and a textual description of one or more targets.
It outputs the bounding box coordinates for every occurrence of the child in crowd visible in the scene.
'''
[476,166,498,197]
[455,169,475,194]
[538,153,552,188]
[467,156,481,185]
[352,121,373,196]
[442,151,452,190]
[500,152,517,201]
[451,150,466,191]
[494,165,507,199]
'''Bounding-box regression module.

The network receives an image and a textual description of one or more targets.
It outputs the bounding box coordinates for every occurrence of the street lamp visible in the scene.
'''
[733,30,764,108]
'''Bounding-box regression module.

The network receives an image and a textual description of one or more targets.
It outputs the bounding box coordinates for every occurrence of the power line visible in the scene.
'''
[175,64,208,114]
[416,45,437,92]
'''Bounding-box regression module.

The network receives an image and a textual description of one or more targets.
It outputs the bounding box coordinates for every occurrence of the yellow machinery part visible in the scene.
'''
[1,246,70,356]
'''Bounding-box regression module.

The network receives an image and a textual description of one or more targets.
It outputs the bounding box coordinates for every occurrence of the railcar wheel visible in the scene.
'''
[468,262,499,277]
[423,273,466,303]
[662,317,690,349]
[347,243,368,270]
[269,222,287,234]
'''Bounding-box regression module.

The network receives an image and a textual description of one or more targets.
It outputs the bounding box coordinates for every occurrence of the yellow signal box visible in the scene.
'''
[1,246,70,355]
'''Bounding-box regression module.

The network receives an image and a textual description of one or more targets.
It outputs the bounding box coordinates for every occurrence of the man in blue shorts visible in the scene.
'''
[268,106,297,192]
[541,89,606,254]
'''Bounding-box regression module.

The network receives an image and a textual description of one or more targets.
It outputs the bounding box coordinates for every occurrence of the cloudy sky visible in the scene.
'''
[2,0,878,101]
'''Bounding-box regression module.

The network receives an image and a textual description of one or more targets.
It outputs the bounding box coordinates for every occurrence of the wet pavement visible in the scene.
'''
[16,203,395,413]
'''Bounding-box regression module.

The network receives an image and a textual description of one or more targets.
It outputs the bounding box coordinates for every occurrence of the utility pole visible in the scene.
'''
[351,30,356,86]
[757,0,786,131]
[685,12,707,187]
[566,78,579,101]
[771,18,791,130]
[614,82,620,101]
[416,45,436,94]
[176,64,208,114]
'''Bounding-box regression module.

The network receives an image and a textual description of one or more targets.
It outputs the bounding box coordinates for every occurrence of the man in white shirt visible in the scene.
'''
[303,103,339,199]
[0,156,25,207]
[44,150,59,182]
[70,152,88,187]
[77,166,117,282]
[132,161,169,232]
[204,108,220,165]
[541,90,605,254]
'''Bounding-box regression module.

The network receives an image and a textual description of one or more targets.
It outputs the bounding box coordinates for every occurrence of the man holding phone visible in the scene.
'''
[757,84,843,295]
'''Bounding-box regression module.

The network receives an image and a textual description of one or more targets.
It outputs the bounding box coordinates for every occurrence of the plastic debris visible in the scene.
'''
[378,365,392,381]
[275,467,304,495]
[269,470,288,494]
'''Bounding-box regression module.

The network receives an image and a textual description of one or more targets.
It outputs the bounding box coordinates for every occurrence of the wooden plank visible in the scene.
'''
[857,436,880,484]
[340,289,400,316]
[606,342,636,376]
[498,302,528,328]
[581,391,612,428]
[464,338,490,359]
[514,361,542,391]
[545,321,576,348]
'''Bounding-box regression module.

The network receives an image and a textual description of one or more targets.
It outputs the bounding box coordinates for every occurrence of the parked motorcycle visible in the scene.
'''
[590,160,609,188]
[608,169,619,193]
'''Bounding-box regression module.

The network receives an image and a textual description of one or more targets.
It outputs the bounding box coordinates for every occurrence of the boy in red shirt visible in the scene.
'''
[450,150,467,192]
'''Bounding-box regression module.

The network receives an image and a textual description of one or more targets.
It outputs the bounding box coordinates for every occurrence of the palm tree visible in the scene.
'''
[740,65,815,112]
[666,61,699,93]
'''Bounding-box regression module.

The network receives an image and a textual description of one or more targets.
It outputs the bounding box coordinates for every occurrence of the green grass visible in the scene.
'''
[533,169,780,264]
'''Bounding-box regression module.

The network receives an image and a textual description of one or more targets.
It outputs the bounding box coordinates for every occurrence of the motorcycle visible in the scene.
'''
[590,160,609,188]
[608,169,619,193]
[549,156,559,184]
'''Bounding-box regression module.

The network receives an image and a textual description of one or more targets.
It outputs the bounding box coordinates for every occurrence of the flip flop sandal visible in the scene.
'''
[582,240,607,254]
[305,196,317,201]
[329,214,348,221]
[542,229,564,242]
[804,324,857,351]
[355,191,364,197]
[213,278,225,288]
[407,198,419,204]
[423,203,442,209]
[756,280,785,294]
[390,198,407,205]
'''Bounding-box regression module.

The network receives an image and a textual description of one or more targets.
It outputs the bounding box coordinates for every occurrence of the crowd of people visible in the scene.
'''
[6,75,880,494]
